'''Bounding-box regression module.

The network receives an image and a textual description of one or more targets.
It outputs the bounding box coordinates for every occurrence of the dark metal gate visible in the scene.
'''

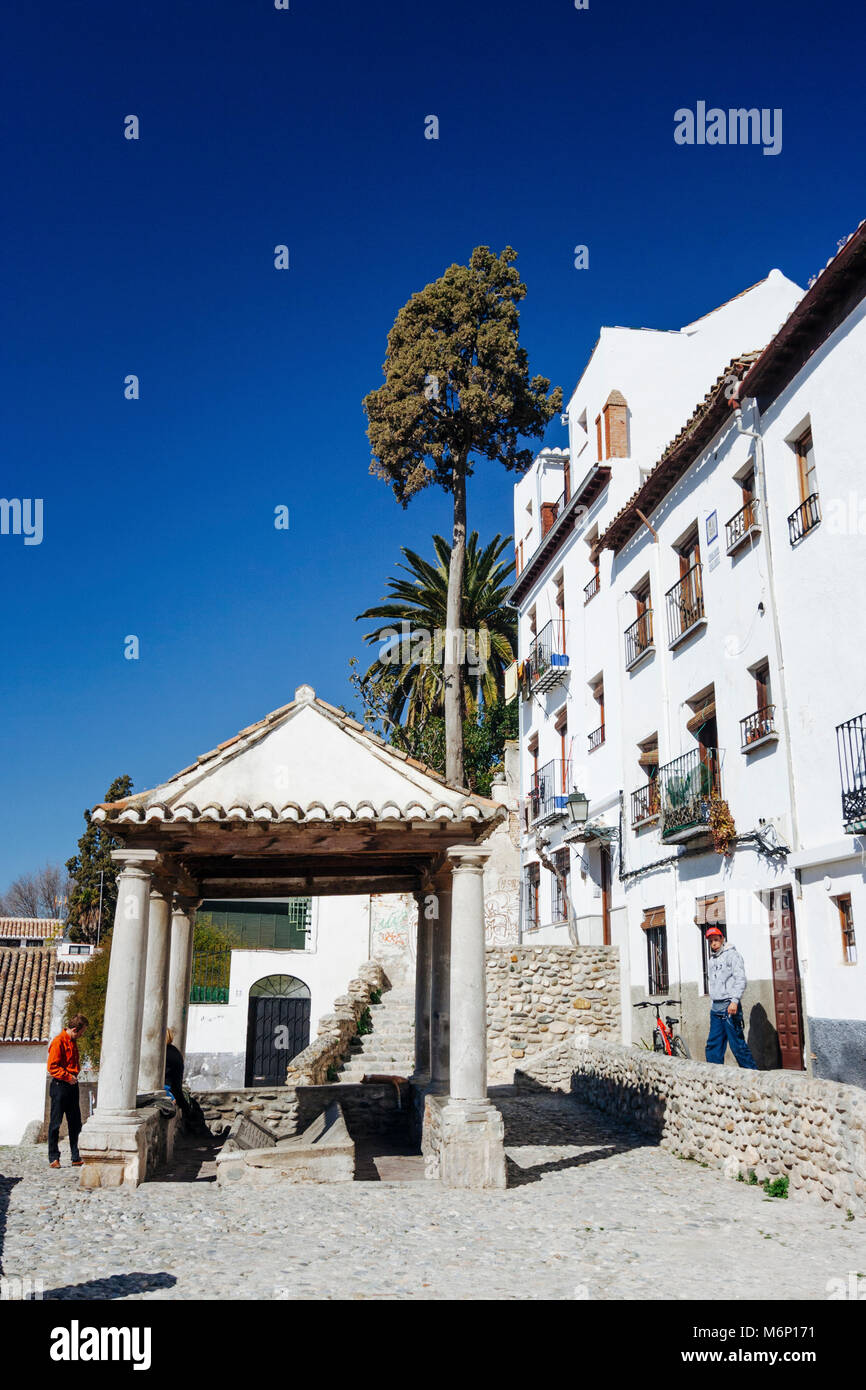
[245,995,311,1086]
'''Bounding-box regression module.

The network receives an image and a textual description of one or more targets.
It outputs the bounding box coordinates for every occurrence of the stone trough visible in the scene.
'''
[215,1101,355,1187]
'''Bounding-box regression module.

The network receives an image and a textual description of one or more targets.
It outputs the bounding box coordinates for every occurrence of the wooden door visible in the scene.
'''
[769,889,804,1070]
[600,845,611,945]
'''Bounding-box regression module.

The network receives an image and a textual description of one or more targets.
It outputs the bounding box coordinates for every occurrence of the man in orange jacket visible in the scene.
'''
[47,1014,88,1167]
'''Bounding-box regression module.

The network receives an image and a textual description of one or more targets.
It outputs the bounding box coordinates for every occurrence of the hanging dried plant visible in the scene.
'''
[707,796,737,855]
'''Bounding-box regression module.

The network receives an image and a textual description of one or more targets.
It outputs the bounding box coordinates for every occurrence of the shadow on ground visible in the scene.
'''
[489,1084,655,1187]
[44,1272,177,1300]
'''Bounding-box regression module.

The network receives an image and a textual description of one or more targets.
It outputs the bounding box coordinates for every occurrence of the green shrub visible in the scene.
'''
[762,1175,789,1199]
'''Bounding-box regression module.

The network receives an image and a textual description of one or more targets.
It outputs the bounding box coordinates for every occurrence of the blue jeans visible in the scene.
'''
[705,1005,758,1069]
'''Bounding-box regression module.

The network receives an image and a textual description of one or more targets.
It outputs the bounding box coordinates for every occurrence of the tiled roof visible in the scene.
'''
[598,218,866,555]
[56,957,93,979]
[0,947,56,1042]
[0,918,63,940]
[597,355,758,554]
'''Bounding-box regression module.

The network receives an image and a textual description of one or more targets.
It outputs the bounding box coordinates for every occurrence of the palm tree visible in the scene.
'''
[356,533,517,732]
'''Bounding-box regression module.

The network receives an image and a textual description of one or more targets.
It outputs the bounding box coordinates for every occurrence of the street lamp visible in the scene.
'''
[566,790,590,828]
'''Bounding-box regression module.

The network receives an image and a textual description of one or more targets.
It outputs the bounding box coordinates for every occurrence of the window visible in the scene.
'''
[589,677,605,751]
[552,849,570,923]
[555,706,569,791]
[632,735,660,824]
[795,429,817,505]
[68,944,90,956]
[789,427,821,542]
[667,526,704,640]
[742,661,775,746]
[554,573,566,652]
[696,895,727,993]
[836,894,856,964]
[626,578,653,665]
[524,863,541,931]
[643,907,669,994]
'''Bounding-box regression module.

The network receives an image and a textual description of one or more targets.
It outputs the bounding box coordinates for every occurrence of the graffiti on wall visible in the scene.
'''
[370,893,414,962]
[484,878,520,947]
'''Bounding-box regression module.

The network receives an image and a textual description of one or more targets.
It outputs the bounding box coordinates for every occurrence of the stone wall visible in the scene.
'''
[196,1086,300,1140]
[485,945,620,1079]
[284,960,386,1086]
[195,1080,407,1145]
[516,1038,866,1213]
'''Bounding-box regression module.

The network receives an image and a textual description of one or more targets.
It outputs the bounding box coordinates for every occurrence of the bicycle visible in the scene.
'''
[634,999,691,1058]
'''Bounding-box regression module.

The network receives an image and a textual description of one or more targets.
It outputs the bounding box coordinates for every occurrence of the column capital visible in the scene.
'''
[172,894,200,915]
[110,848,160,879]
[446,844,491,874]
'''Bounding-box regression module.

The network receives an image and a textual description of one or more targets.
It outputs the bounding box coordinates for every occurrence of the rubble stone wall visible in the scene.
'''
[516,1039,866,1213]
[485,946,620,1078]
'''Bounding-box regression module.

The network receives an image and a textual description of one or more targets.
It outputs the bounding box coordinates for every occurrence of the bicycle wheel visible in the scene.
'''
[652,1028,665,1052]
[672,1035,691,1059]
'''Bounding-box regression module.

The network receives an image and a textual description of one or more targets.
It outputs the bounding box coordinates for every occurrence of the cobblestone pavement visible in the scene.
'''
[1,1090,863,1301]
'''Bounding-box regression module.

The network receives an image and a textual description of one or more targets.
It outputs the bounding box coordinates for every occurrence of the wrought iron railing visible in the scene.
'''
[788,492,820,544]
[666,564,705,644]
[624,610,653,667]
[631,780,660,825]
[528,759,571,822]
[584,572,600,604]
[526,619,568,692]
[190,948,232,1004]
[740,705,776,748]
[658,747,721,837]
[523,870,540,931]
[837,713,866,830]
[726,499,760,550]
[588,724,605,752]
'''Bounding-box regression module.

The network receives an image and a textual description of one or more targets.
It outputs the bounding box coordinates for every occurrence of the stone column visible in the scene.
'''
[448,845,491,1101]
[420,843,506,1190]
[429,866,452,1093]
[138,881,173,1093]
[167,896,197,1057]
[412,888,433,1083]
[90,850,157,1121]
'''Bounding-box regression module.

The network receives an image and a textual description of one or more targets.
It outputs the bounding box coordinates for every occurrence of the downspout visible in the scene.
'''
[728,392,800,853]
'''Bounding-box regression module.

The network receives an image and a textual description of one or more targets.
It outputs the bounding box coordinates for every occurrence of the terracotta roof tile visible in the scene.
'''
[0,947,56,1042]
[0,918,63,940]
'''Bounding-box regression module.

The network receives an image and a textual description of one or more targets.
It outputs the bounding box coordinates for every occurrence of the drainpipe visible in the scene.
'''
[727,392,800,853]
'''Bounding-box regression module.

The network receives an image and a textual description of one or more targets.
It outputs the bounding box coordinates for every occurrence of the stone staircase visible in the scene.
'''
[336,980,416,1081]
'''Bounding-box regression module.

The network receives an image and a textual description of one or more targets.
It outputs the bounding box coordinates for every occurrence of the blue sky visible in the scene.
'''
[2,0,864,889]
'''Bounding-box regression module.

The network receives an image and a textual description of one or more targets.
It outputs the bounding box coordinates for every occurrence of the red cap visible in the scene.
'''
[705,926,724,939]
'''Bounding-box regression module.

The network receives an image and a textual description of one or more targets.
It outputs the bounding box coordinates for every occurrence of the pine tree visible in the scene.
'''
[65,774,133,944]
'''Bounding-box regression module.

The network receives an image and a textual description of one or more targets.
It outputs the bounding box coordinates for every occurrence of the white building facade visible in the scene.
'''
[510,224,866,1082]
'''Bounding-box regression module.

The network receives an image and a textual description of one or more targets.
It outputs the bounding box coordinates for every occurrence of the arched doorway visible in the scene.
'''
[244,975,311,1086]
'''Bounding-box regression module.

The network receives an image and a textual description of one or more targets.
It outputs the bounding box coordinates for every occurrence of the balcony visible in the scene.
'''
[658,747,721,841]
[624,610,654,669]
[740,705,777,752]
[631,780,660,827]
[666,564,706,648]
[525,619,569,694]
[584,572,600,605]
[788,493,821,545]
[540,490,567,538]
[836,713,866,832]
[726,499,761,555]
[588,724,605,753]
[527,759,571,825]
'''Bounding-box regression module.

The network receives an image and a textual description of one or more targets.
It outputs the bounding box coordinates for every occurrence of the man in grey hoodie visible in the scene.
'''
[704,927,758,1068]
